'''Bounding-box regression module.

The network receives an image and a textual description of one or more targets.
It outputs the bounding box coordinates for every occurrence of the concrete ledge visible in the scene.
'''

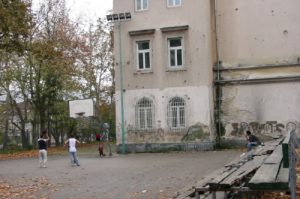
[117,141,215,153]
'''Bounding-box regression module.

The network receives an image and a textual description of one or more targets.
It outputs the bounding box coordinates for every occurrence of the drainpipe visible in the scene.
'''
[213,0,222,147]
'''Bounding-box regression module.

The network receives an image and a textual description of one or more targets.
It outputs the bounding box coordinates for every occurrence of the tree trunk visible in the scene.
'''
[3,118,9,150]
[20,125,28,149]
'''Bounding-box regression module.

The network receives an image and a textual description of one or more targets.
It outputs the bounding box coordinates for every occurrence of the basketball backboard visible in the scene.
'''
[69,99,95,118]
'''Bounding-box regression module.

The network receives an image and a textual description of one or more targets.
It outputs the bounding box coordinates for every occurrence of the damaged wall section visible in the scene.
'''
[115,86,215,152]
[214,0,300,144]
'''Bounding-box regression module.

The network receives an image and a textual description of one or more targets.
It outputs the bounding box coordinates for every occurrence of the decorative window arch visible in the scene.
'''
[135,97,154,130]
[167,97,186,130]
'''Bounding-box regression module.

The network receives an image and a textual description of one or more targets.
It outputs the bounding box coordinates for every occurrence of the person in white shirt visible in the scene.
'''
[64,134,80,166]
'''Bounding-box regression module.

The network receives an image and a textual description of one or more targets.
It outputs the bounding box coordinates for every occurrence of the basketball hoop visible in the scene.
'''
[69,99,94,118]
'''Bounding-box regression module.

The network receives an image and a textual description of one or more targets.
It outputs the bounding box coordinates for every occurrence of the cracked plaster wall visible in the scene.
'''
[221,83,300,140]
[115,86,214,145]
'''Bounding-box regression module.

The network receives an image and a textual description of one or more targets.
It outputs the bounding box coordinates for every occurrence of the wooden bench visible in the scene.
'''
[175,129,299,199]
[249,130,299,198]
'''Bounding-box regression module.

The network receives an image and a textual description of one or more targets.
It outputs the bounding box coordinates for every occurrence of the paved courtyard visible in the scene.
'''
[0,150,241,199]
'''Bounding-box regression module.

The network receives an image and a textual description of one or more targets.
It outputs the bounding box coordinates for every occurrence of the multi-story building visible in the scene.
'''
[112,0,300,152]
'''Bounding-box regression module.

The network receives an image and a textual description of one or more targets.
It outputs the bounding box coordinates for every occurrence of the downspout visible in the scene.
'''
[213,0,222,147]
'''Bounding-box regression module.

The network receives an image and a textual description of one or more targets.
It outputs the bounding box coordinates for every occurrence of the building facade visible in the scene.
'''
[112,0,300,152]
[215,0,300,142]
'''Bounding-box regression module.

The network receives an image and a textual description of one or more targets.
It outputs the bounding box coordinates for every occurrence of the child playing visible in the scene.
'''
[99,141,106,157]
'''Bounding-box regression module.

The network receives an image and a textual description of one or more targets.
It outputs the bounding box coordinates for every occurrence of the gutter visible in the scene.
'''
[213,63,300,72]
[215,75,300,85]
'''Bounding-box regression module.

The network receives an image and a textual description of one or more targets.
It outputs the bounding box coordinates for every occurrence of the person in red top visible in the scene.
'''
[97,133,106,157]
[96,133,101,141]
[99,142,105,157]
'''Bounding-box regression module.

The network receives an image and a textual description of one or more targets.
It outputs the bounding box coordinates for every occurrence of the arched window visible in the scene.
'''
[167,97,185,130]
[135,97,153,130]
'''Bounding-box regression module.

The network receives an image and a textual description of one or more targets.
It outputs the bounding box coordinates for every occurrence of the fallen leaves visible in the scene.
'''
[0,177,57,199]
[0,143,97,160]
[0,147,65,160]
[260,149,300,199]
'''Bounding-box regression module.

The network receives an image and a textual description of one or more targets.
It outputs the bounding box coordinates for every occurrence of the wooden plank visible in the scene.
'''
[264,145,282,164]
[220,155,267,188]
[282,132,291,168]
[176,186,195,199]
[175,190,194,199]
[208,167,237,189]
[275,163,289,190]
[225,139,284,168]
[248,162,282,190]
[195,167,228,191]
[224,151,253,168]
[253,138,283,156]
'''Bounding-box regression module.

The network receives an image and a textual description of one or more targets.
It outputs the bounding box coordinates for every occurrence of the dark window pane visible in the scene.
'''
[138,41,149,50]
[145,52,150,68]
[179,107,185,126]
[170,38,181,47]
[138,53,143,69]
[171,107,177,127]
[177,49,182,65]
[146,109,152,128]
[143,0,148,9]
[137,0,141,10]
[170,50,175,66]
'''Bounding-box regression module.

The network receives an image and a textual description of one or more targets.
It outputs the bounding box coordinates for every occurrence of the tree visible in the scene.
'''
[78,19,114,129]
[26,0,85,145]
[0,0,32,54]
[0,0,32,149]
[0,0,116,148]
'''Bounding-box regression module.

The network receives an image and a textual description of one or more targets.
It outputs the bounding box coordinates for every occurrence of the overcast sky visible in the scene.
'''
[66,0,113,24]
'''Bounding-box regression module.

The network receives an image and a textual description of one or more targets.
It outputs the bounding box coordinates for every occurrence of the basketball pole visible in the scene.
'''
[118,21,126,154]
[106,13,131,155]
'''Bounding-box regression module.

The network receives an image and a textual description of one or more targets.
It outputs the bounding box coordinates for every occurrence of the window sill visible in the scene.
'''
[135,9,149,13]
[167,5,182,8]
[165,67,187,72]
[134,70,154,75]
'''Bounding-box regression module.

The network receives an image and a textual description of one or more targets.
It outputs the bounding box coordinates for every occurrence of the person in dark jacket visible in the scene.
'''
[246,131,261,151]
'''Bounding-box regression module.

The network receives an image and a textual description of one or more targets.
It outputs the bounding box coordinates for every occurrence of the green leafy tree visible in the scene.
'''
[0,0,31,54]
[26,0,84,145]
[77,19,114,138]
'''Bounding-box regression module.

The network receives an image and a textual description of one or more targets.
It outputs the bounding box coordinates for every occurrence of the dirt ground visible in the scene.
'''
[0,149,241,199]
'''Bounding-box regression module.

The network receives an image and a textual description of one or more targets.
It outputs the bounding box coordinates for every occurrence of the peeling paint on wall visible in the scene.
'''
[125,123,210,144]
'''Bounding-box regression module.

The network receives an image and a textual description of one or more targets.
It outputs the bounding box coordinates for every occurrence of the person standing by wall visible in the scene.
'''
[37,130,49,168]
[65,134,80,166]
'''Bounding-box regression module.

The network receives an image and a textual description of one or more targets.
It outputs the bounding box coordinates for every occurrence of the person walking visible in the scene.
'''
[37,130,49,168]
[65,134,80,166]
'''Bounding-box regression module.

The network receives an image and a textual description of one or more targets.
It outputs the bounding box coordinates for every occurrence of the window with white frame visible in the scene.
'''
[136,0,148,11]
[168,37,183,67]
[137,40,151,70]
[135,97,153,130]
[167,97,186,130]
[168,0,181,7]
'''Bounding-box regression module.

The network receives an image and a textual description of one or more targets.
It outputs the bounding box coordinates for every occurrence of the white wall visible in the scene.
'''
[217,0,300,67]
[222,82,300,138]
[115,86,214,144]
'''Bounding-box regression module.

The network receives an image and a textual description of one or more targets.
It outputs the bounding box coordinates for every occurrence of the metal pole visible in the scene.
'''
[118,22,126,154]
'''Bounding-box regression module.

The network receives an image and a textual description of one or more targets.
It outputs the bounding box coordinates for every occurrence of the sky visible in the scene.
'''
[66,0,113,24]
